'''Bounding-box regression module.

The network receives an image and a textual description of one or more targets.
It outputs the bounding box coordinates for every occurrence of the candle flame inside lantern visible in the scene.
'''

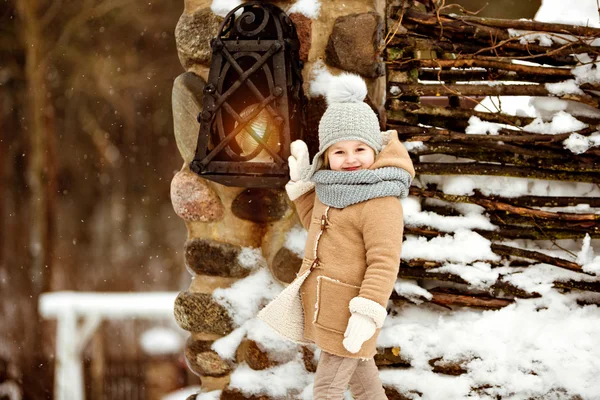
[235,104,281,162]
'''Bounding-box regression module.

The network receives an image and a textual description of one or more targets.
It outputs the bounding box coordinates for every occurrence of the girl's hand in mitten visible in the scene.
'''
[285,140,314,201]
[288,140,310,182]
[342,313,377,353]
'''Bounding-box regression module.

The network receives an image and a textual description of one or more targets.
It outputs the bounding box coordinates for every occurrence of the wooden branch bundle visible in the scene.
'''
[417,208,598,241]
[393,125,598,146]
[414,68,568,84]
[388,99,536,131]
[486,213,600,239]
[491,244,585,273]
[402,227,590,273]
[407,224,593,244]
[389,34,582,67]
[389,99,600,129]
[385,7,600,277]
[389,57,574,79]
[471,190,600,208]
[411,187,600,222]
[414,162,600,183]
[444,13,600,39]
[409,142,600,173]
[482,227,593,240]
[391,287,514,309]
[391,9,600,66]
[398,266,540,298]
[394,125,600,171]
[417,199,599,240]
[389,83,599,108]
[398,266,600,295]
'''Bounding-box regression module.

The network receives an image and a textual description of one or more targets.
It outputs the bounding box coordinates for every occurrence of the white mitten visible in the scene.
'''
[288,140,310,182]
[285,140,314,201]
[342,313,377,354]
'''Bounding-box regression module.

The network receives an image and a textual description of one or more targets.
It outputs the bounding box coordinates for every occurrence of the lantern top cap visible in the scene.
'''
[218,1,296,41]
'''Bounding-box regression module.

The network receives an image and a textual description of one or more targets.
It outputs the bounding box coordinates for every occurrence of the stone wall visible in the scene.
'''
[170,0,387,397]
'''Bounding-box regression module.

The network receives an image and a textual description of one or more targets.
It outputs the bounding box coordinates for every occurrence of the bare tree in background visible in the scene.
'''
[1,0,184,397]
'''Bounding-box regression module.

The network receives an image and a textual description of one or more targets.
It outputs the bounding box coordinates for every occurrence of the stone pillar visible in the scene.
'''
[172,0,387,397]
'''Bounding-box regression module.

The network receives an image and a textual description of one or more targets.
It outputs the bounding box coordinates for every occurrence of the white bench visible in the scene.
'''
[39,291,179,400]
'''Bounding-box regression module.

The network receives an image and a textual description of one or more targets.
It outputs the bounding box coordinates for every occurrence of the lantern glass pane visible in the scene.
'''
[234,105,281,162]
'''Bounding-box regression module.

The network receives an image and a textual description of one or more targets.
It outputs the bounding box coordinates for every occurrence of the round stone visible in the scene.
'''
[172,72,205,163]
[270,247,302,284]
[174,291,233,335]
[175,8,223,69]
[231,188,289,223]
[170,170,224,222]
[236,340,275,371]
[184,239,251,278]
[185,337,231,377]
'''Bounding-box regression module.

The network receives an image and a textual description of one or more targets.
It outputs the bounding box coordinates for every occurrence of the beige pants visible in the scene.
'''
[313,352,388,400]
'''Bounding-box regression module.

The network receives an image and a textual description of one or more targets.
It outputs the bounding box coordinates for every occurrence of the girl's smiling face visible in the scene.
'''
[326,140,376,172]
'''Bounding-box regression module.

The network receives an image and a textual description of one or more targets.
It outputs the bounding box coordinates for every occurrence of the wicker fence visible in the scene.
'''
[385,0,600,310]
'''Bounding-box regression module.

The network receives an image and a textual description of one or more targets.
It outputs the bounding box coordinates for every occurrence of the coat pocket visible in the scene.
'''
[314,276,360,334]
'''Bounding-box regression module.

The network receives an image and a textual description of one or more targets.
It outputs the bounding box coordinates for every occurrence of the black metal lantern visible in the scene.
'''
[190,1,305,187]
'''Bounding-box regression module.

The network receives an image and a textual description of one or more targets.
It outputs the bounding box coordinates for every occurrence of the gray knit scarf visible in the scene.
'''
[311,167,412,208]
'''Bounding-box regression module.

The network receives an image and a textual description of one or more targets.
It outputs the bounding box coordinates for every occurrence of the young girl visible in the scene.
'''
[258,73,415,399]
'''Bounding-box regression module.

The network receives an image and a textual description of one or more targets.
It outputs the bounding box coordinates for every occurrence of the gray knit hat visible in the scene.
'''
[303,73,383,180]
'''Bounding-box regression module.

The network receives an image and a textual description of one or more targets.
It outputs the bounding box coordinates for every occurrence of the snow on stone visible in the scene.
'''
[401,230,501,264]
[401,196,496,233]
[211,272,301,362]
[212,269,283,326]
[394,279,432,304]
[523,110,588,134]
[287,0,321,19]
[211,0,242,18]
[545,79,586,96]
[245,318,300,363]
[430,262,499,289]
[284,225,307,257]
[237,247,267,270]
[309,60,335,98]
[228,357,312,398]
[212,324,248,360]
[212,314,301,363]
[563,131,600,154]
[378,294,600,399]
[140,327,184,356]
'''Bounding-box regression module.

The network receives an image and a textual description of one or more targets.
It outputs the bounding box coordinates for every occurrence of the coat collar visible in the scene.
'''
[368,130,416,178]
